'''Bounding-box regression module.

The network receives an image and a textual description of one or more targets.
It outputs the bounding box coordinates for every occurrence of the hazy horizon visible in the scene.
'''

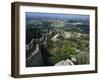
[26,12,89,20]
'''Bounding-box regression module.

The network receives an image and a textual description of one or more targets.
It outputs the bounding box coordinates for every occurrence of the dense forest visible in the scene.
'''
[26,12,90,67]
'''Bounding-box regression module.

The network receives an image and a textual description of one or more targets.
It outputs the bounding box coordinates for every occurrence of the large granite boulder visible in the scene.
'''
[55,59,75,66]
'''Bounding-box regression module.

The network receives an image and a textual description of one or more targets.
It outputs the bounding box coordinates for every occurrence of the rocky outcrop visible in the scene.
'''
[55,55,77,66]
[54,59,75,66]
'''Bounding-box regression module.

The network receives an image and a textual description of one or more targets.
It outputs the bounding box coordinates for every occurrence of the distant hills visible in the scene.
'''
[26,12,89,21]
[26,12,89,34]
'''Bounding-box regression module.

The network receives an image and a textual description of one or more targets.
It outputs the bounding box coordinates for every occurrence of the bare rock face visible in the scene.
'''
[71,55,77,63]
[55,60,65,66]
[54,59,75,66]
